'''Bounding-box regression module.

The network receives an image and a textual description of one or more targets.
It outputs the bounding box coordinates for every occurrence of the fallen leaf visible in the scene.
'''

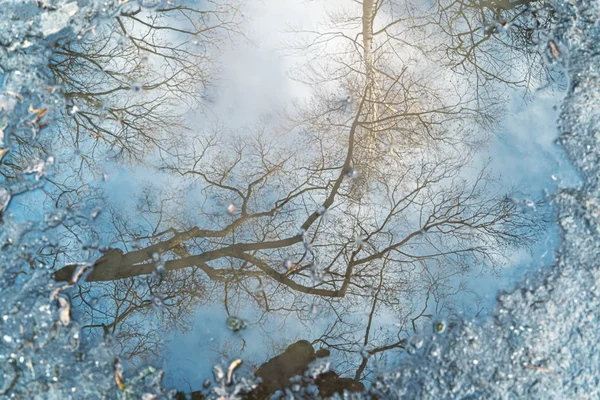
[28,104,48,124]
[57,296,70,326]
[50,287,63,301]
[5,91,22,101]
[69,263,92,284]
[35,0,51,8]
[549,40,561,59]
[115,361,125,391]
[226,359,242,386]
[523,364,555,374]
[0,148,8,162]
[41,84,58,93]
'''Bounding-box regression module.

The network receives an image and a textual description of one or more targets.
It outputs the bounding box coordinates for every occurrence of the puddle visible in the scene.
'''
[0,0,590,398]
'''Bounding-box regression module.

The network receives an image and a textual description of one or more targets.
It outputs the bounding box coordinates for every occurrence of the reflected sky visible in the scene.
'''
[159,75,581,394]
[9,0,580,397]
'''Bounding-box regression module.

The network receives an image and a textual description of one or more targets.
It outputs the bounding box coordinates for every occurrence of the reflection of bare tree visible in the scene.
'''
[52,1,240,160]
[373,0,556,91]
[55,112,543,374]
[1,1,241,183]
[285,0,554,205]
[43,0,550,391]
[73,262,207,364]
[11,0,244,366]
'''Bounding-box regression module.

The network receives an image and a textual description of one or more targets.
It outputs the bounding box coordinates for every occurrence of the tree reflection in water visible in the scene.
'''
[29,0,560,397]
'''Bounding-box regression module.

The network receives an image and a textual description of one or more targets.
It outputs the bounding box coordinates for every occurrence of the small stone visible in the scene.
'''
[226,316,248,332]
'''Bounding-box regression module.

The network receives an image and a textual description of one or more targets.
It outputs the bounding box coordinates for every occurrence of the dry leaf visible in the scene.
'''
[28,104,48,124]
[69,263,92,284]
[57,296,70,326]
[0,148,8,162]
[50,286,64,301]
[35,0,51,8]
[5,91,22,101]
[549,40,561,59]
[115,361,125,391]
[50,263,92,301]
[226,359,242,386]
[523,364,555,374]
[41,84,58,93]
